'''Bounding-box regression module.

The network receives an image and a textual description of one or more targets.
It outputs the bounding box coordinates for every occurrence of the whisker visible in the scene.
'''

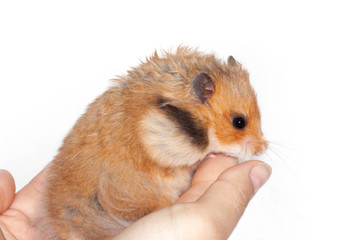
[266,146,293,172]
[267,140,295,151]
[263,151,274,164]
[267,147,285,162]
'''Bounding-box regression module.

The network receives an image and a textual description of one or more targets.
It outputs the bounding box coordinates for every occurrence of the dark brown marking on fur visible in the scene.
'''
[93,194,105,212]
[64,206,81,217]
[156,97,208,150]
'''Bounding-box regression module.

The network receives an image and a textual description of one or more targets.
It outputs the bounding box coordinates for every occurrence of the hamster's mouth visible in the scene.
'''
[205,152,247,163]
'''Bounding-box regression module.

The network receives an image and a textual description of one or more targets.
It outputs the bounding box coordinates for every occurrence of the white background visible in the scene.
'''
[1,1,359,239]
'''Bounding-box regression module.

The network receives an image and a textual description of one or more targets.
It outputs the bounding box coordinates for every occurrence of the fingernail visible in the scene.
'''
[250,163,272,193]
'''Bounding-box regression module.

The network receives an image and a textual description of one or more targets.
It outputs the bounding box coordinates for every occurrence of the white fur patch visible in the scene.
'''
[140,110,208,168]
[140,110,205,200]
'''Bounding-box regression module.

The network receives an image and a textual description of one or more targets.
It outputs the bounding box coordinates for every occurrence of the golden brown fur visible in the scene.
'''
[44,47,267,239]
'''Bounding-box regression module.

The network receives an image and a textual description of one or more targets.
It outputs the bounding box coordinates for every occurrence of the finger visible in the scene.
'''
[0,228,5,240]
[0,170,16,214]
[195,160,271,239]
[10,165,49,217]
[192,155,238,185]
[177,155,237,203]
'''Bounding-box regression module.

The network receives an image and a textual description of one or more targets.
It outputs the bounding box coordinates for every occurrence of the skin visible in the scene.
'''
[0,156,271,240]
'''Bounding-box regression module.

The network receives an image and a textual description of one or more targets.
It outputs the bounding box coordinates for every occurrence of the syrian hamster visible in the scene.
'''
[44,47,267,239]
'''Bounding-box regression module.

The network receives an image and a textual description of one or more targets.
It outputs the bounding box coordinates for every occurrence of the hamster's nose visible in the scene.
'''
[254,149,263,156]
[254,141,268,156]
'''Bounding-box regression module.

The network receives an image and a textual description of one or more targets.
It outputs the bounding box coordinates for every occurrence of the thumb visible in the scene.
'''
[0,170,16,214]
[195,160,271,239]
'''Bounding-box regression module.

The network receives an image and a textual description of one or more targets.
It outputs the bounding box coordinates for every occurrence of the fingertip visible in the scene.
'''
[250,162,272,193]
[219,160,272,194]
[195,160,272,225]
[0,170,15,193]
[0,169,16,214]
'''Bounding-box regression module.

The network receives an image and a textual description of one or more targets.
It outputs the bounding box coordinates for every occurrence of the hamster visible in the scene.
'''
[44,47,267,239]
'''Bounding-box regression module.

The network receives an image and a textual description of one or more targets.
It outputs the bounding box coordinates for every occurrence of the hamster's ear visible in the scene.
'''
[228,55,237,66]
[193,73,214,105]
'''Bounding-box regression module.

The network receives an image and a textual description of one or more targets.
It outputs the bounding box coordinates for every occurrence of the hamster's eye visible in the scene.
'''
[232,116,247,130]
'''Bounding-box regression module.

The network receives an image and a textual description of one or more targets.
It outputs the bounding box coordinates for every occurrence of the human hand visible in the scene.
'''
[0,156,271,240]
[0,166,48,240]
[114,156,272,239]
